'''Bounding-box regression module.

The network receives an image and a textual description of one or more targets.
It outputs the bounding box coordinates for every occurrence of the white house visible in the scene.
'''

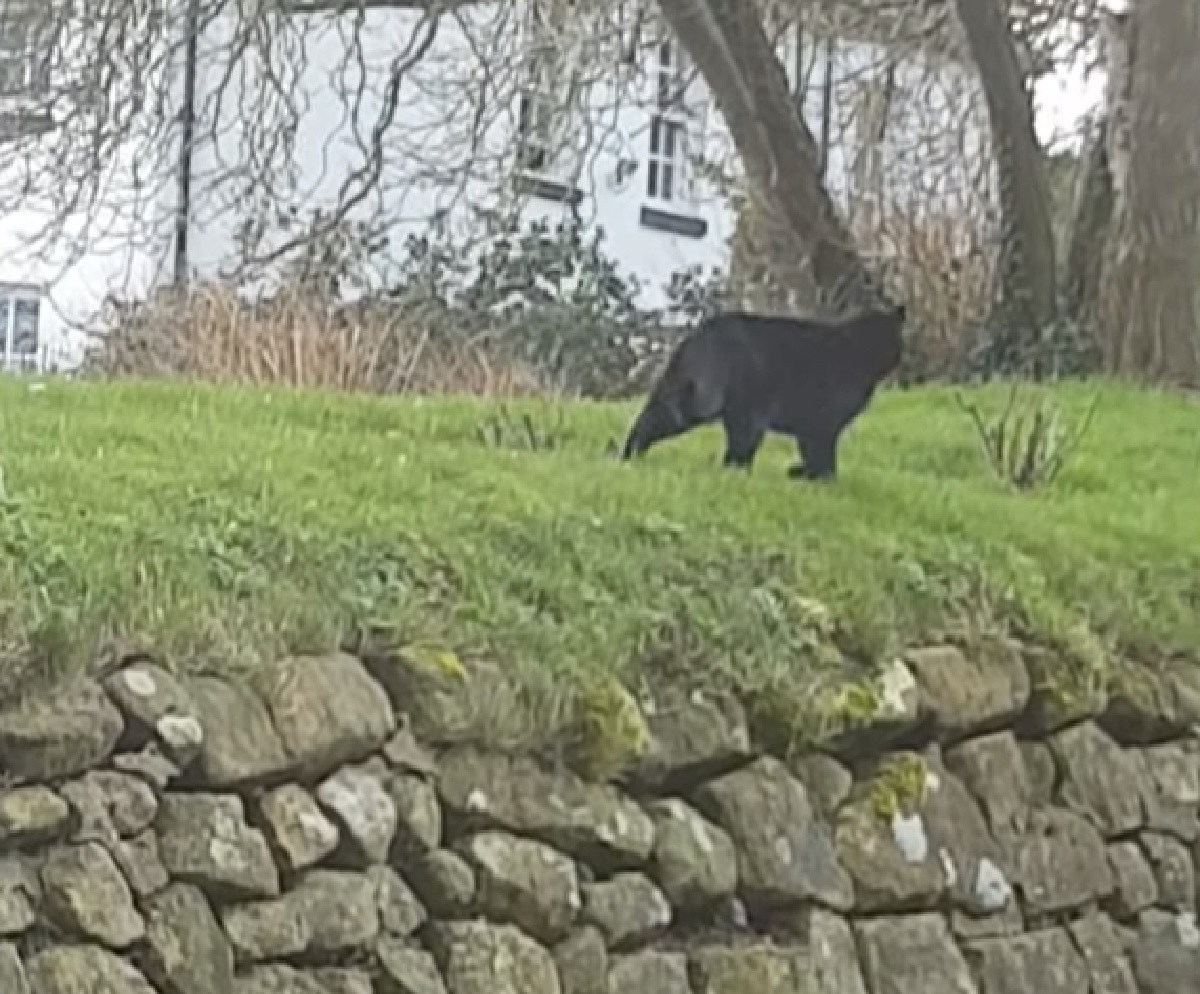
[0,0,1019,374]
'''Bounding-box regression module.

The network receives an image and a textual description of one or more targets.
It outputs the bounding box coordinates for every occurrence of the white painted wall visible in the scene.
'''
[0,2,1084,372]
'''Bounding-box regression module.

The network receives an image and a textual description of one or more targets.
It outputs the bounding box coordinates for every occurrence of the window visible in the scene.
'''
[1,289,41,372]
[0,4,46,99]
[516,83,554,174]
[646,40,691,206]
[515,0,567,178]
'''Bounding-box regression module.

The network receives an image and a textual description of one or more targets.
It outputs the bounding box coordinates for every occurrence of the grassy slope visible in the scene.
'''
[1,376,1197,745]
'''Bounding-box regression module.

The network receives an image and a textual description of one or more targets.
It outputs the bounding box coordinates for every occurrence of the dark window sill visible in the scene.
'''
[515,173,584,208]
[639,205,707,239]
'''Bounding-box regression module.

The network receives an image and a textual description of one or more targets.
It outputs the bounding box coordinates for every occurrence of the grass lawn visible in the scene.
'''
[1,376,1198,751]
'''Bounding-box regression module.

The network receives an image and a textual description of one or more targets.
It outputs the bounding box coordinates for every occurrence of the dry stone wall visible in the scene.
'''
[1,643,1200,994]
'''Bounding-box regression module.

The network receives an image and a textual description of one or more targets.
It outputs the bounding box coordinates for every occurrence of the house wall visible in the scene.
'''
[0,1,1022,372]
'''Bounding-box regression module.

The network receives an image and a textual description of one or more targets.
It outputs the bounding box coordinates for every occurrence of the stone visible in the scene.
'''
[41,842,144,949]
[259,784,340,873]
[1104,662,1200,743]
[314,970,374,994]
[461,831,580,944]
[390,774,442,855]
[0,679,124,782]
[157,792,280,900]
[142,883,235,994]
[1142,833,1195,911]
[25,946,156,994]
[377,937,448,994]
[364,648,509,746]
[429,920,561,994]
[221,895,311,964]
[581,873,671,950]
[294,870,380,954]
[232,965,334,994]
[370,865,427,937]
[61,771,157,842]
[816,658,922,756]
[919,753,1012,915]
[103,663,202,767]
[608,951,689,994]
[646,798,737,911]
[0,859,39,937]
[0,944,27,994]
[316,763,397,865]
[111,744,180,790]
[689,946,800,994]
[630,688,751,792]
[1050,722,1143,838]
[262,652,395,781]
[691,928,869,994]
[1019,741,1057,807]
[382,721,438,777]
[1020,647,1107,734]
[222,870,378,963]
[790,909,869,994]
[952,903,1025,942]
[112,830,170,898]
[964,929,1089,994]
[906,644,1030,741]
[0,788,70,847]
[835,797,944,913]
[408,850,476,918]
[1013,807,1113,915]
[1131,909,1200,994]
[1069,913,1139,994]
[438,747,654,870]
[187,676,290,787]
[944,732,1031,843]
[553,928,608,994]
[855,914,977,994]
[1139,742,1200,842]
[788,752,853,821]
[695,756,852,912]
[155,715,206,769]
[1107,842,1158,919]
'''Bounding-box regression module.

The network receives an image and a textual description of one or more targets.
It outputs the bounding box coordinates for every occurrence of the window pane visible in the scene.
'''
[650,117,661,155]
[13,298,38,354]
[0,297,9,355]
[647,160,659,198]
[664,121,676,158]
[662,164,674,200]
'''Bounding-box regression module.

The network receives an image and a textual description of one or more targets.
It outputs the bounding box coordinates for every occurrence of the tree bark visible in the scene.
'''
[951,0,1057,332]
[1099,0,1200,386]
[656,0,881,312]
[1062,116,1114,324]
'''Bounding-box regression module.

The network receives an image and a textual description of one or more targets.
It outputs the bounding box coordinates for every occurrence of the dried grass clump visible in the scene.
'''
[84,283,552,398]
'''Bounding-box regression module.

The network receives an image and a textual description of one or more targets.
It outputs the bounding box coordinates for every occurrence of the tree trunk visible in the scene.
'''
[1062,116,1114,324]
[951,0,1057,332]
[656,0,881,312]
[1099,0,1200,386]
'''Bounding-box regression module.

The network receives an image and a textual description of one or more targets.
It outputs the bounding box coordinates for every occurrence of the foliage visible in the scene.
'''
[964,312,1104,382]
[0,377,1197,750]
[955,384,1101,490]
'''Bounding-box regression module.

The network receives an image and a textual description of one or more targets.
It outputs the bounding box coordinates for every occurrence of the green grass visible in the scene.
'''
[1,376,1198,754]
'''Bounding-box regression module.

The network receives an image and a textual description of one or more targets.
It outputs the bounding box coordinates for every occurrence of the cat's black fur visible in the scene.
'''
[621,304,906,480]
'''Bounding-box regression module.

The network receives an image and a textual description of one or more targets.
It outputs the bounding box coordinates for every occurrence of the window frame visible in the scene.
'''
[0,285,42,372]
[644,37,693,209]
[0,3,48,100]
